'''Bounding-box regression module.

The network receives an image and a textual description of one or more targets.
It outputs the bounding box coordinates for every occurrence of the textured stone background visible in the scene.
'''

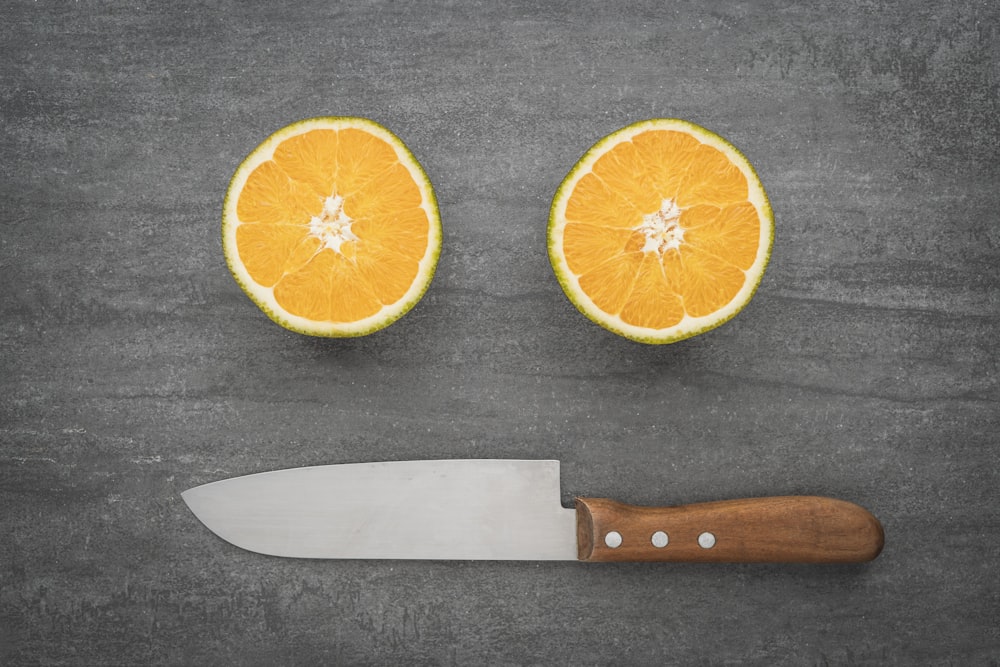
[2,0,998,664]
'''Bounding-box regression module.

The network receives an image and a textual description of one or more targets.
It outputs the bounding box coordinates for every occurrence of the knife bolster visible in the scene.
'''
[575,496,884,563]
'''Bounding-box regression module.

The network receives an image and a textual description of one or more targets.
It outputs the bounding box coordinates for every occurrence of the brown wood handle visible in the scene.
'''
[575,496,884,563]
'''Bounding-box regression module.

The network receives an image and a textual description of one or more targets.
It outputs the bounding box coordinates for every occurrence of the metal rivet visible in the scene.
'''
[604,531,623,548]
[698,532,716,549]
[651,531,669,548]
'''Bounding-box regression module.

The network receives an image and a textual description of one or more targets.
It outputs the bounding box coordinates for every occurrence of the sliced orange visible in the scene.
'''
[222,117,441,337]
[548,119,773,344]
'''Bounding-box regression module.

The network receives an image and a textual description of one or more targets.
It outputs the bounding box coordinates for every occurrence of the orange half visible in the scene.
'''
[222,117,441,336]
[548,119,773,344]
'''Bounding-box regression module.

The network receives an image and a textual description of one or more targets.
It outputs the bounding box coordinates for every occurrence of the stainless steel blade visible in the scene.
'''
[181,459,578,560]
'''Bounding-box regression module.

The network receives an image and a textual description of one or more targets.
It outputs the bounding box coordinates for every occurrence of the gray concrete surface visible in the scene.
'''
[2,0,998,664]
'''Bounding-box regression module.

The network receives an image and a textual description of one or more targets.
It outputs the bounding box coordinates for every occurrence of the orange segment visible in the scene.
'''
[273,250,382,323]
[336,129,400,197]
[620,254,685,329]
[352,208,430,260]
[631,130,701,200]
[345,162,423,220]
[354,242,421,305]
[237,160,323,225]
[272,129,338,197]
[590,141,661,213]
[577,252,644,315]
[235,223,315,288]
[562,222,642,276]
[676,143,749,208]
[662,246,744,318]
[222,117,441,337]
[682,203,760,271]
[549,119,773,344]
[565,172,643,229]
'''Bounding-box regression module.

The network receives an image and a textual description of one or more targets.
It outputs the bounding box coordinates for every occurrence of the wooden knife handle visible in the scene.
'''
[575,496,884,563]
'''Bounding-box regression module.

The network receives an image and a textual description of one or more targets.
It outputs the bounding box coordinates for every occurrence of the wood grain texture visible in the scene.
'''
[576,496,884,563]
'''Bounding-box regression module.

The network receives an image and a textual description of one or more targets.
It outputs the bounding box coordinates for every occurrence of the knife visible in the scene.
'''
[181,459,884,563]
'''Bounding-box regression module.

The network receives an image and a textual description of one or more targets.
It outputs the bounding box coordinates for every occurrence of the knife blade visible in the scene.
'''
[181,459,884,563]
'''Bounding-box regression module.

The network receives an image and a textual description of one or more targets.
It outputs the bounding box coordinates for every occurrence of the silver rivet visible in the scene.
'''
[698,532,716,549]
[604,531,623,548]
[651,531,669,548]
